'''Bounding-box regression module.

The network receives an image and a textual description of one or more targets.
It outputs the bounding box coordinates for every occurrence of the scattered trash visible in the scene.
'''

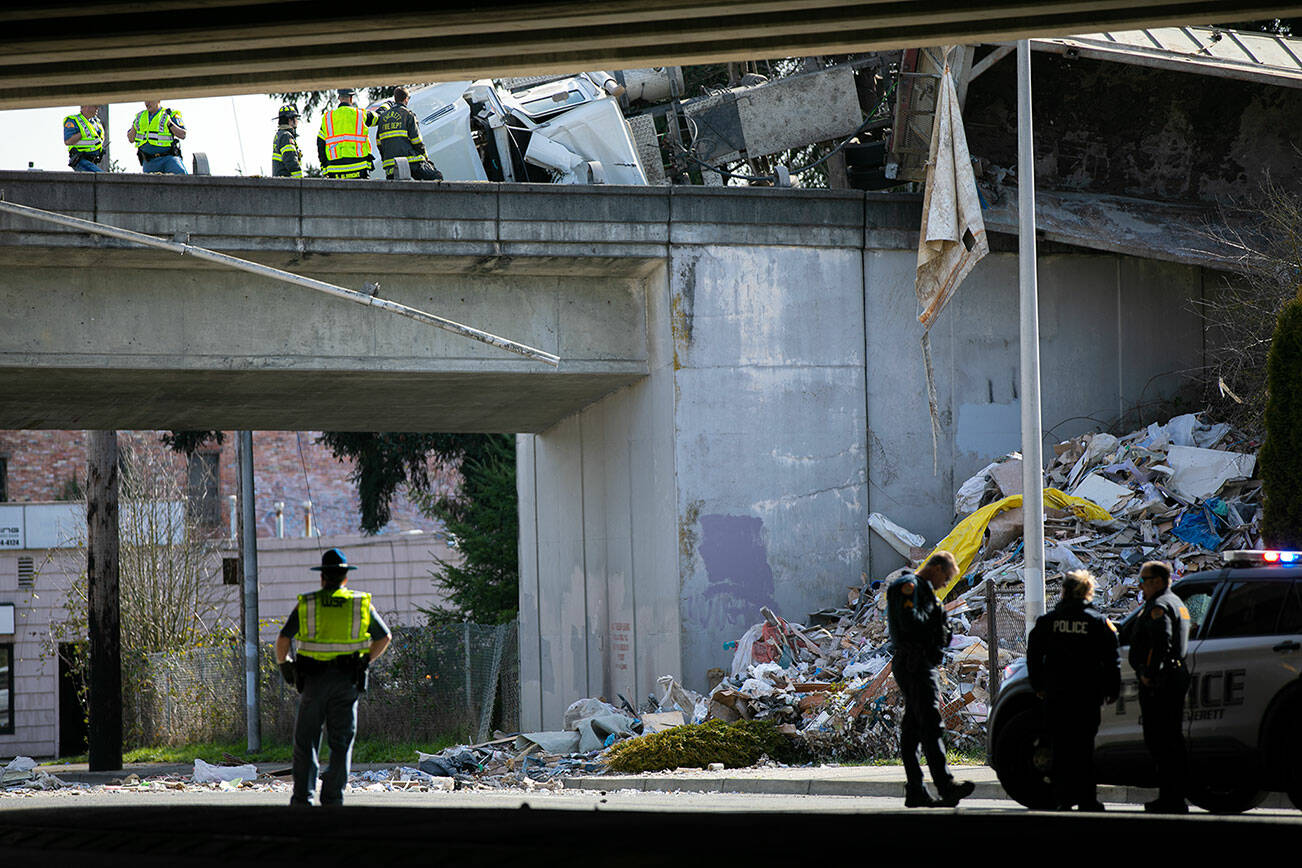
[192,758,259,784]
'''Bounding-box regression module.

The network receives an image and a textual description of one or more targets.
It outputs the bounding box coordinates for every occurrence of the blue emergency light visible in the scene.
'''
[1221,549,1302,566]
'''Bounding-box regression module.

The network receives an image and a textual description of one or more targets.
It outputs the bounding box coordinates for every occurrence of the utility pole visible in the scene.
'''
[238,431,261,751]
[87,430,122,771]
[1017,40,1046,636]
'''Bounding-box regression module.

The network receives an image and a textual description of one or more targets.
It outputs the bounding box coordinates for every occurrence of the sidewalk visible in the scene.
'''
[563,763,1294,810]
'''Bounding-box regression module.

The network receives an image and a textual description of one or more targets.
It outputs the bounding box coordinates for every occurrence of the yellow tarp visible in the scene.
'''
[926,488,1114,598]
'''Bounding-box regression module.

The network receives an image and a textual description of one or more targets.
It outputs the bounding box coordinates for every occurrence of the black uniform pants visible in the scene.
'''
[385,160,443,181]
[1139,676,1189,802]
[894,662,952,789]
[1044,695,1101,808]
[291,666,360,805]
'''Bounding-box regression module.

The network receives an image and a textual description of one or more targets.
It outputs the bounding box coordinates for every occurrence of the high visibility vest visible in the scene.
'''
[134,108,180,148]
[66,114,105,153]
[320,105,372,175]
[295,588,373,661]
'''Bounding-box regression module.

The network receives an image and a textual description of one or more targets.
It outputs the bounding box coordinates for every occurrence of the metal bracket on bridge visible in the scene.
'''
[0,194,560,367]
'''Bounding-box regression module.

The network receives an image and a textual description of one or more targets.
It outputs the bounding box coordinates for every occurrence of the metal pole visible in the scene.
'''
[1017,40,1046,637]
[238,431,261,752]
[0,197,559,367]
[87,430,122,771]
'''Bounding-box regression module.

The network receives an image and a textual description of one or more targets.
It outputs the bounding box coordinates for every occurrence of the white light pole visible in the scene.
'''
[1017,40,1046,636]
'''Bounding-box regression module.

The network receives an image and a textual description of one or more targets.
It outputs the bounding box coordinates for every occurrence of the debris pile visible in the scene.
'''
[703,412,1260,760]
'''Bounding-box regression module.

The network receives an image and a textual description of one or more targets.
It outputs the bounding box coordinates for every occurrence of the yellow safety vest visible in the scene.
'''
[134,108,180,148]
[66,114,105,153]
[295,588,373,661]
[320,105,372,175]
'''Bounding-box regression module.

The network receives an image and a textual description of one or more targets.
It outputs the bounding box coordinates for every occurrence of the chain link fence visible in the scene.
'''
[126,622,519,747]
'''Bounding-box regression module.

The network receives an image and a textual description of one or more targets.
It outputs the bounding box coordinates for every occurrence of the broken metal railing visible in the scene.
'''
[0,195,560,367]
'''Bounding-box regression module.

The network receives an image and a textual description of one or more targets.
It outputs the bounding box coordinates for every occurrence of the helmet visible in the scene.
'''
[311,547,357,572]
[275,104,300,121]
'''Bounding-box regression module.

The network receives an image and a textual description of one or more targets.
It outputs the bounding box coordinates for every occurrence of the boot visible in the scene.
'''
[936,779,976,807]
[904,782,940,808]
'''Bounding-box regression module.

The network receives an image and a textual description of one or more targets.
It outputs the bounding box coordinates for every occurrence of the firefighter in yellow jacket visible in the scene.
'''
[275,548,391,806]
[316,88,377,179]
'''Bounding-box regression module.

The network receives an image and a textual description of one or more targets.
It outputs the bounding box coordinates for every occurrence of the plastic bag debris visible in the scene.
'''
[192,758,258,783]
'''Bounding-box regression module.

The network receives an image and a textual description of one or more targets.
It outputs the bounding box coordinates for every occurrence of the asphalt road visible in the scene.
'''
[1,787,1299,865]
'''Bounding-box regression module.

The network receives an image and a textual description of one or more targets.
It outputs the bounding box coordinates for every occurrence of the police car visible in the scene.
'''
[988,550,1302,813]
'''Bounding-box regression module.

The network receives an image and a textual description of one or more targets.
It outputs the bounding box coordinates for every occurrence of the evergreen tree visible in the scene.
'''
[1260,294,1302,548]
[414,434,518,624]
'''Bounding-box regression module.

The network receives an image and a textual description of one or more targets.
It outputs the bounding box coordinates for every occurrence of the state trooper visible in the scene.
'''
[375,86,443,180]
[1027,569,1121,811]
[317,88,377,179]
[275,548,391,807]
[63,105,106,172]
[1128,559,1191,813]
[272,105,303,178]
[887,550,976,807]
[127,100,187,174]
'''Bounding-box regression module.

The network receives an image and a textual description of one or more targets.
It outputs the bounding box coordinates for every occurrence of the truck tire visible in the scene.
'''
[991,705,1054,809]
[1187,779,1267,815]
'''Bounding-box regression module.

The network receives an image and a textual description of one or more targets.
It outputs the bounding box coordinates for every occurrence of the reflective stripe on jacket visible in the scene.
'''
[272,127,302,177]
[295,588,373,660]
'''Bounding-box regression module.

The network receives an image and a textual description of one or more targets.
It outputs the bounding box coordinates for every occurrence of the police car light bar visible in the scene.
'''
[1220,549,1302,566]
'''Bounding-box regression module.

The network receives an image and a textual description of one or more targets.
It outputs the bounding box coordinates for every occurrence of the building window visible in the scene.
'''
[0,644,13,735]
[186,451,221,530]
[0,456,7,502]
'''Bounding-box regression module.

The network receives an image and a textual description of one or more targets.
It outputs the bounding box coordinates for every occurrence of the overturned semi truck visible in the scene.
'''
[362,70,678,185]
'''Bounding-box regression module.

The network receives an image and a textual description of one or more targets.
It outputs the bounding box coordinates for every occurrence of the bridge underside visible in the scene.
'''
[5,1,1302,108]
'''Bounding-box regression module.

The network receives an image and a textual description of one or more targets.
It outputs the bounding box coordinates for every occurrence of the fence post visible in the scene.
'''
[986,578,1001,697]
[476,622,508,743]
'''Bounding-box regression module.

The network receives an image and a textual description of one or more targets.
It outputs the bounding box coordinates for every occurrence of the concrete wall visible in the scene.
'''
[518,194,1218,728]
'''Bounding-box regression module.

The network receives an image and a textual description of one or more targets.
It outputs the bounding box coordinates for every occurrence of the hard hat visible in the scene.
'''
[337,87,356,98]
[311,548,357,572]
[275,104,300,121]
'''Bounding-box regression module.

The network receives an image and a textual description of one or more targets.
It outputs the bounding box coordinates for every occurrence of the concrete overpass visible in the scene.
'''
[0,171,1223,726]
[6,1,1302,108]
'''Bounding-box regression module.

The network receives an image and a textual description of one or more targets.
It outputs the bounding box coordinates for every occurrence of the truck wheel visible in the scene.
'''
[1187,779,1266,814]
[992,706,1054,809]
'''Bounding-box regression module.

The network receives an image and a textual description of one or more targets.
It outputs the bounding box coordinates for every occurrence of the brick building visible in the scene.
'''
[0,430,458,758]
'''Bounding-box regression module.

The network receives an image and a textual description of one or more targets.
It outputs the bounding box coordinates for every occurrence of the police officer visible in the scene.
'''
[64,105,106,172]
[272,105,303,178]
[317,88,377,179]
[127,100,187,174]
[375,87,443,181]
[275,548,391,807]
[887,551,976,807]
[1027,569,1121,811]
[1128,559,1191,813]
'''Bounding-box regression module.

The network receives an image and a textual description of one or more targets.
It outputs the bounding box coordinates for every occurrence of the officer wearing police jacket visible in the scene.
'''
[275,548,391,807]
[1128,559,1191,813]
[1027,569,1121,811]
[886,551,975,808]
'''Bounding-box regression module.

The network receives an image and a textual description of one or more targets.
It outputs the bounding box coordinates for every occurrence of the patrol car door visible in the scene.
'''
[1186,578,1302,757]
[1098,580,1217,757]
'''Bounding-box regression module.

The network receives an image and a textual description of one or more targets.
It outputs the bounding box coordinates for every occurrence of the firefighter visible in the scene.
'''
[317,88,377,179]
[127,100,187,174]
[1129,559,1191,813]
[272,105,303,178]
[887,550,976,807]
[275,548,391,806]
[375,87,442,181]
[64,105,106,172]
[1027,569,1121,811]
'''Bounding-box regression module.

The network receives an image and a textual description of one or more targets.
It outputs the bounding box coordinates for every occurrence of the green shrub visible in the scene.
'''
[604,719,804,773]
[1261,295,1302,548]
